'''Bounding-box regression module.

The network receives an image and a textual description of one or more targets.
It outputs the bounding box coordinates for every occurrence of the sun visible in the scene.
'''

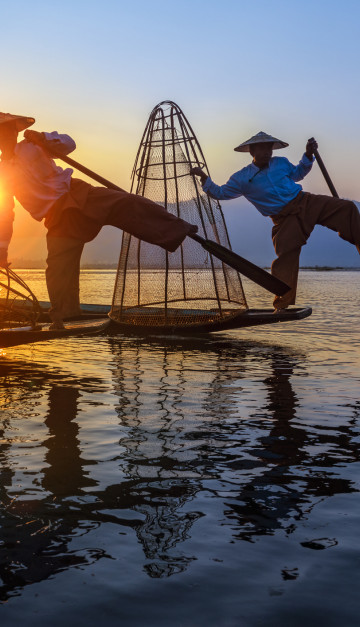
[0,177,10,205]
[0,176,14,209]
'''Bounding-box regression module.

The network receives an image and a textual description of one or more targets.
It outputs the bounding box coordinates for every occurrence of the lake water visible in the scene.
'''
[1,270,359,626]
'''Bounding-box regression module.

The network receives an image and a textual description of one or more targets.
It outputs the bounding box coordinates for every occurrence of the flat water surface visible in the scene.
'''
[0,270,359,626]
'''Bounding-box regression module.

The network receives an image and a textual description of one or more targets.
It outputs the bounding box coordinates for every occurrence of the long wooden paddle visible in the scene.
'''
[311,140,339,198]
[52,151,290,296]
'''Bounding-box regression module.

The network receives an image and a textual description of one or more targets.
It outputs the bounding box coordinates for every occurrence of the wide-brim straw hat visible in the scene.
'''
[0,112,35,132]
[234,131,288,152]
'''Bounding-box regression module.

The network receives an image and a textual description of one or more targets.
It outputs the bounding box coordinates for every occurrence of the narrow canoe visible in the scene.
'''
[0,318,110,348]
[108,306,312,335]
[10,301,312,337]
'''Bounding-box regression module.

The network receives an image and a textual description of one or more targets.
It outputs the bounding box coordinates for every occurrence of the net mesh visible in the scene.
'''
[111,101,248,329]
[0,267,41,331]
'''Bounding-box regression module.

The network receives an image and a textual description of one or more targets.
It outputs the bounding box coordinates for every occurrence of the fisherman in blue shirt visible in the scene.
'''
[191,132,360,310]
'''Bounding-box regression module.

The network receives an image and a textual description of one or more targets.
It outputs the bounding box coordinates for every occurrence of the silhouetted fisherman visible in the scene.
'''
[0,112,197,329]
[192,132,360,310]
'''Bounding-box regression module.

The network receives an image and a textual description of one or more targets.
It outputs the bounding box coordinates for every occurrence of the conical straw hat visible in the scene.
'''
[234,131,288,152]
[0,112,35,132]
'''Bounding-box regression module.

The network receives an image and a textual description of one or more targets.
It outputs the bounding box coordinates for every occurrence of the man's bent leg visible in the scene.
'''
[270,202,309,310]
[316,198,360,254]
[46,235,84,324]
[105,194,197,251]
[80,188,197,252]
[272,247,301,309]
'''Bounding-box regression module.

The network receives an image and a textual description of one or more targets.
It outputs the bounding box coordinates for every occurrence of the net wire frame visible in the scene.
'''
[0,267,41,331]
[111,101,248,329]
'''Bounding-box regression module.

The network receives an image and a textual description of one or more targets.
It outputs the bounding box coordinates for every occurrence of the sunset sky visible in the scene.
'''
[1,0,360,267]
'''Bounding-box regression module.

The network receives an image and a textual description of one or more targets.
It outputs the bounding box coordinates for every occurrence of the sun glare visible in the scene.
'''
[0,178,10,208]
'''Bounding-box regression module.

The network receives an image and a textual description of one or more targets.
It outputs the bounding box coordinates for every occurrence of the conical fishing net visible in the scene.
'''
[0,267,41,330]
[111,101,248,329]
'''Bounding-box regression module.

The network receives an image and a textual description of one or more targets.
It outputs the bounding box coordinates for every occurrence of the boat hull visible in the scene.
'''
[6,302,312,342]
[0,318,110,348]
[108,307,312,335]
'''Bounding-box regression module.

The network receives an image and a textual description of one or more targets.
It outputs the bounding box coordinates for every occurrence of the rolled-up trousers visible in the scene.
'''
[45,178,197,320]
[271,192,360,308]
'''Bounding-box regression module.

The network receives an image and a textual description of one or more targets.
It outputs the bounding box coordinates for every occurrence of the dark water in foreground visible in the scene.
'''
[0,271,359,626]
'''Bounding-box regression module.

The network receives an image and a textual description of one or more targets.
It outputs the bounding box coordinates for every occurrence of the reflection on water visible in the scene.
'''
[0,271,359,625]
[0,362,106,597]
[0,327,359,623]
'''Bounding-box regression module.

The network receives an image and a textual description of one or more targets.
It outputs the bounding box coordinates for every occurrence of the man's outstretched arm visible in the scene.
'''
[190,167,243,201]
[24,129,76,156]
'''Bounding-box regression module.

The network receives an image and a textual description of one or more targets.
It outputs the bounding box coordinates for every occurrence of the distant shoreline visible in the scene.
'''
[269,266,360,271]
[12,264,360,271]
[299,266,360,271]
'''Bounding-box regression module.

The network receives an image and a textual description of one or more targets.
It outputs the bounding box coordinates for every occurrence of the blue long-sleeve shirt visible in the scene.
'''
[202,154,314,216]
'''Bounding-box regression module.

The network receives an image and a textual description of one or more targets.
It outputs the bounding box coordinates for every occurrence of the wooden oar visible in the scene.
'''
[52,151,290,296]
[311,141,339,198]
[190,233,289,295]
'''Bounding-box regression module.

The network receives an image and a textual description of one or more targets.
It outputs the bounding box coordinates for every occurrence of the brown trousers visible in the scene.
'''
[45,179,197,320]
[271,192,360,308]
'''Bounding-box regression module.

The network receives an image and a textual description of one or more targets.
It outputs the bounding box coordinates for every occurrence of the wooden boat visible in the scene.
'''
[0,298,312,344]
[0,317,110,349]
[0,268,110,348]
[108,305,311,335]
[27,301,312,336]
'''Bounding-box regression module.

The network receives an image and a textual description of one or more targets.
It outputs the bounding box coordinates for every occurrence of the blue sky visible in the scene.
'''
[1,0,360,266]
